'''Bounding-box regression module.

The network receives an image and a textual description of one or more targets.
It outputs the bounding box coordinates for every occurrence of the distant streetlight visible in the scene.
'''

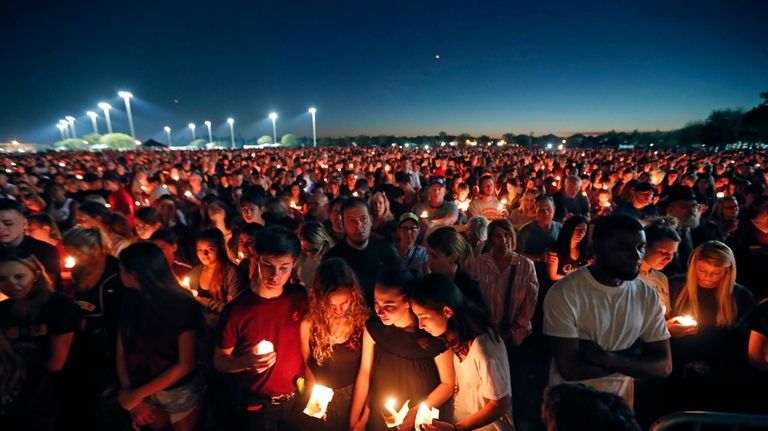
[118,91,136,138]
[164,126,172,146]
[269,112,278,144]
[58,120,70,139]
[86,111,99,134]
[227,118,235,148]
[204,121,212,143]
[308,107,317,148]
[65,116,77,138]
[56,123,67,140]
[188,123,196,141]
[98,103,113,133]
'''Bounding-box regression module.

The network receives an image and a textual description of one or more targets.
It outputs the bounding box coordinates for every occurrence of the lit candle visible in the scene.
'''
[302,384,335,419]
[134,201,141,207]
[414,402,440,429]
[675,315,698,327]
[184,190,193,198]
[420,211,429,219]
[716,192,725,198]
[104,203,111,208]
[172,174,180,181]
[352,192,359,197]
[384,399,410,428]
[458,201,469,212]
[76,174,83,180]
[349,163,354,169]
[289,200,299,209]
[64,256,76,269]
[181,277,190,288]
[603,201,611,208]
[255,340,274,355]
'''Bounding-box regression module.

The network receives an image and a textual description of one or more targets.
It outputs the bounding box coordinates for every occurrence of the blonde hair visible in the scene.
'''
[368,191,394,222]
[674,241,737,327]
[299,222,335,256]
[307,258,368,366]
[63,226,107,253]
[0,251,54,322]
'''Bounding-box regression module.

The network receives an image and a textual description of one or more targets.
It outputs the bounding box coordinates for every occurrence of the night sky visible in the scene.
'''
[1,0,767,144]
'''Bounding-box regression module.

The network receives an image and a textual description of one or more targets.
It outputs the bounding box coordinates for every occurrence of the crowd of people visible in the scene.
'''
[0,145,766,431]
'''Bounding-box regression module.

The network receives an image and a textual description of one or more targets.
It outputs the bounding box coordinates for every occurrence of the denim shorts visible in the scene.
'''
[145,373,205,423]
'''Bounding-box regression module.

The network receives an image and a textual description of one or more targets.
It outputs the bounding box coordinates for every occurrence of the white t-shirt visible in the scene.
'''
[543,266,670,405]
[453,333,516,431]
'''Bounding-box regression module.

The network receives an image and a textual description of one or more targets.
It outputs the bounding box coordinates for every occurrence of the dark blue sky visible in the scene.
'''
[1,0,767,144]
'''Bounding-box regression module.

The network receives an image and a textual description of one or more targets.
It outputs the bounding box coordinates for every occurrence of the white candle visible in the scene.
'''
[384,398,410,428]
[64,256,76,269]
[420,211,429,219]
[256,340,274,355]
[414,402,440,429]
[303,384,334,418]
[675,315,698,327]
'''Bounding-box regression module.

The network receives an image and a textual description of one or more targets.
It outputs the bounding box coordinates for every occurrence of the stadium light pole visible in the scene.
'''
[86,111,99,134]
[65,116,77,138]
[118,91,135,138]
[58,120,70,139]
[56,123,67,140]
[227,118,235,148]
[308,107,317,148]
[98,103,113,133]
[269,112,278,144]
[204,121,212,143]
[164,126,172,146]
[188,123,196,141]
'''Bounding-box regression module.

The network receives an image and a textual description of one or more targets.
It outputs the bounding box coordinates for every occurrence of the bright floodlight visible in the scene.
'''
[164,126,171,132]
[188,123,196,130]
[65,116,75,123]
[98,102,111,110]
[308,107,317,114]
[269,112,278,120]
[86,111,98,119]
[227,118,234,125]
[118,91,133,99]
[204,121,211,127]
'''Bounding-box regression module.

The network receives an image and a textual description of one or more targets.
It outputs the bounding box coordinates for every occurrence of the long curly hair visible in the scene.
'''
[307,258,368,366]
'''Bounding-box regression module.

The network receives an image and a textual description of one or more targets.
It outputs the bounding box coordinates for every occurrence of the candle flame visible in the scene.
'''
[64,256,76,269]
[255,340,274,355]
[303,384,334,418]
[675,315,698,327]
[420,211,428,218]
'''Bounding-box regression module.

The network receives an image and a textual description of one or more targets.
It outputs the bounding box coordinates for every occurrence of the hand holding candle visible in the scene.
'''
[414,402,440,429]
[668,314,699,337]
[384,398,410,428]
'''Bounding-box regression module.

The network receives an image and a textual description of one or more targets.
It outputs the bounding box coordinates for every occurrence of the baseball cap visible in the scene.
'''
[429,177,446,187]
[399,212,419,226]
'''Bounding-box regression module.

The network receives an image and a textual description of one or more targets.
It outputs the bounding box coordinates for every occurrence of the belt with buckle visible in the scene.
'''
[270,392,296,405]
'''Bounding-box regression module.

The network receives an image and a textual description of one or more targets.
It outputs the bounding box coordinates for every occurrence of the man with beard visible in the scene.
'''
[543,214,672,406]
[323,198,400,303]
[662,185,722,276]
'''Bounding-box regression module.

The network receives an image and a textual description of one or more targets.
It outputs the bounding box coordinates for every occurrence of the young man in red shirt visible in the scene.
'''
[214,225,307,430]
